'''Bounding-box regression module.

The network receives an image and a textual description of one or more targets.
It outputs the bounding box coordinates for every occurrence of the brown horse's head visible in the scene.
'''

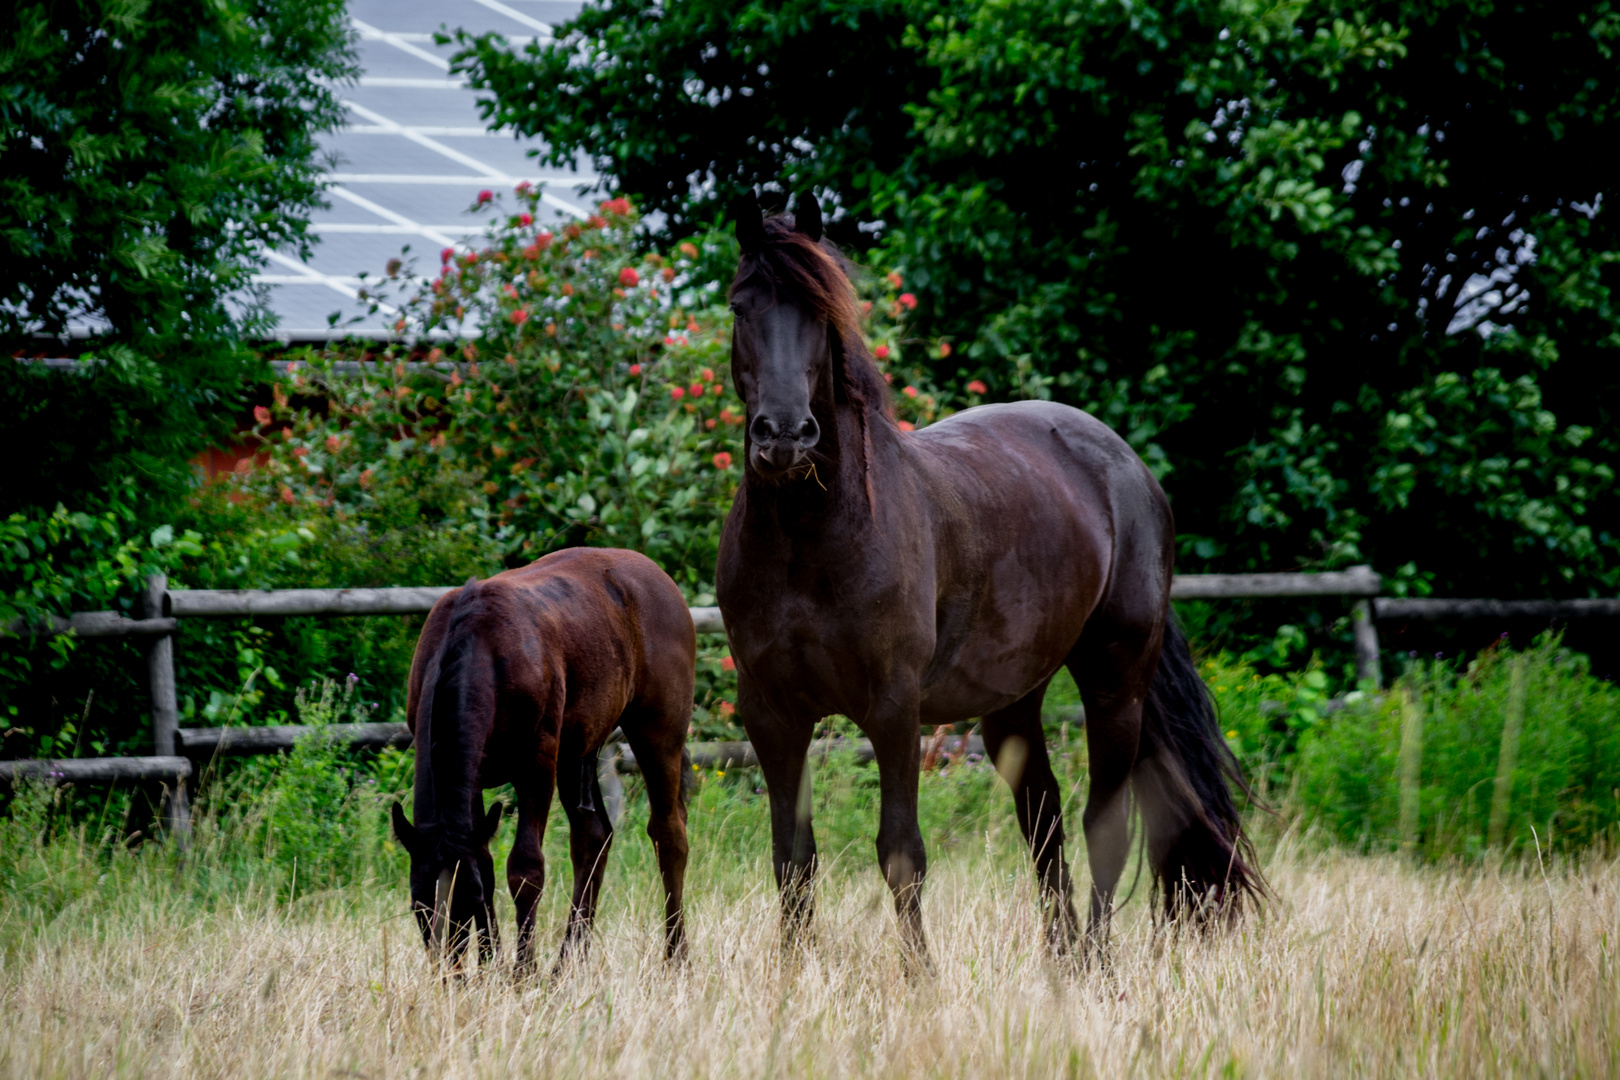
[730,193,886,480]
[391,799,502,965]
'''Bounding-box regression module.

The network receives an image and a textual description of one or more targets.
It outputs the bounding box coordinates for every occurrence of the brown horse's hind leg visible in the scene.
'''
[1069,619,1156,963]
[508,764,557,978]
[980,678,1080,955]
[621,711,691,963]
[553,750,614,973]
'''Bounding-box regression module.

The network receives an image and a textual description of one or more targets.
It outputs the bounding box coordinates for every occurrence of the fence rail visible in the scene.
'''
[7,565,1614,847]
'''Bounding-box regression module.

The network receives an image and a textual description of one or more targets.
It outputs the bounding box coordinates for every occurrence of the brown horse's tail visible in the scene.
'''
[1132,618,1265,922]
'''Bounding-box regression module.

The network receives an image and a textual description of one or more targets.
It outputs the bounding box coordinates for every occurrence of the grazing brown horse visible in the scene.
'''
[716,195,1261,970]
[390,548,695,974]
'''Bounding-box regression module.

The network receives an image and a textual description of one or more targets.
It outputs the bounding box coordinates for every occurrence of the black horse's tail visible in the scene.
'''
[1132,618,1265,921]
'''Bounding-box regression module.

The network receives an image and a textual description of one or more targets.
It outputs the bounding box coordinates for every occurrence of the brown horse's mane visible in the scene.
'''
[730,216,892,420]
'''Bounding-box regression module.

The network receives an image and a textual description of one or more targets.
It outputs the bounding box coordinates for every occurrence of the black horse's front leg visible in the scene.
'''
[865,687,934,977]
[740,682,817,950]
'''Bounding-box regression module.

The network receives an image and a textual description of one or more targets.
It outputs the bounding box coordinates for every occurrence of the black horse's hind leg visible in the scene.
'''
[865,688,933,976]
[622,704,692,962]
[476,844,500,966]
[980,678,1080,954]
[740,680,818,950]
[1069,614,1156,962]
[554,750,614,972]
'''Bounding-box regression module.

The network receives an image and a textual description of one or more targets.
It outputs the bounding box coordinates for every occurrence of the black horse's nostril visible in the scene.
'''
[751,415,781,443]
[797,417,820,445]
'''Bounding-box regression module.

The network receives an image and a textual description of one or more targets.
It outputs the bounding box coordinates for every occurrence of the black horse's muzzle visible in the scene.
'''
[750,413,819,476]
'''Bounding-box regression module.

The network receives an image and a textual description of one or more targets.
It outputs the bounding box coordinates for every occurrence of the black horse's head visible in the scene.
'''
[730,192,884,480]
[391,800,503,966]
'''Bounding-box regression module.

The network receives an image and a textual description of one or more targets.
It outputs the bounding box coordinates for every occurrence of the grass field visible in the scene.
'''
[2,752,1616,1080]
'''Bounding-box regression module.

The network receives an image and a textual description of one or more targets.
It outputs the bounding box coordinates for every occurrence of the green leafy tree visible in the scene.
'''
[0,0,358,516]
[453,0,1620,615]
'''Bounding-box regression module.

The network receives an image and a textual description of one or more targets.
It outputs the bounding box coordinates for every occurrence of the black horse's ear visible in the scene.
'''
[795,193,823,242]
[391,802,421,855]
[477,800,504,844]
[732,191,766,254]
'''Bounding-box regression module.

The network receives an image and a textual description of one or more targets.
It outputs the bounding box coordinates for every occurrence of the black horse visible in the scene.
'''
[716,194,1261,969]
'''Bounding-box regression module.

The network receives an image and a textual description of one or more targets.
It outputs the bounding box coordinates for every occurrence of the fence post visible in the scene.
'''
[1351,599,1383,688]
[1486,654,1528,850]
[144,574,189,848]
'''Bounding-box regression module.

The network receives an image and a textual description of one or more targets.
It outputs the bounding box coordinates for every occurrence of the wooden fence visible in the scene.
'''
[3,564,1611,841]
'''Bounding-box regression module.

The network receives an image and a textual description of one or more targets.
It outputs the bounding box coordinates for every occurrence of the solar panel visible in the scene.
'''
[259,0,593,341]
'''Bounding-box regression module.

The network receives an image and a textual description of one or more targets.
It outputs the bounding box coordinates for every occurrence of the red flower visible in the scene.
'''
[710,384,724,396]
[873,344,890,360]
[701,367,714,382]
[713,451,733,470]
[938,342,952,358]
[292,446,308,458]
[679,242,698,257]
[898,420,915,432]
[510,308,529,324]
[440,247,454,263]
[359,468,374,487]
[253,405,271,425]
[477,189,493,204]
[600,197,632,216]
[720,655,735,672]
[886,271,903,288]
[670,386,686,399]
[706,418,717,429]
[966,379,987,394]
[718,701,735,717]
[521,245,539,261]
[903,386,918,398]
[325,435,341,453]
[689,382,704,398]
[619,267,641,287]
[515,180,532,194]
[280,486,295,505]
[629,363,643,376]
[518,212,533,227]
[899,293,917,310]
[587,214,607,229]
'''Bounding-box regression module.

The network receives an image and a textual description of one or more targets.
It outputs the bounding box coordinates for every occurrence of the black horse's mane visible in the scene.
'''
[731,216,892,420]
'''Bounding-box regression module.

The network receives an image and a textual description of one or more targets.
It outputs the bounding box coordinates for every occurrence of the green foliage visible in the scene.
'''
[454,0,1620,628]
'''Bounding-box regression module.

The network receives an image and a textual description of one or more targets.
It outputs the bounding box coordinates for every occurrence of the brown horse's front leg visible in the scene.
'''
[865,693,934,977]
[507,772,554,978]
[554,751,614,973]
[741,684,817,952]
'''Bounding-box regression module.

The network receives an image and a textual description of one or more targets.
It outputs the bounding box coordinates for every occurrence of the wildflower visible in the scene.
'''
[587,214,607,229]
[619,267,641,287]
[347,672,361,689]
[504,284,518,299]
[966,379,987,395]
[713,451,733,470]
[325,435,341,453]
[903,386,918,398]
[253,405,271,425]
[441,247,455,263]
[720,656,735,672]
[898,420,915,432]
[518,211,533,227]
[701,367,714,382]
[711,384,724,396]
[690,382,705,398]
[601,197,632,216]
[561,283,574,296]
[671,386,686,400]
[718,701,735,717]
[679,241,698,257]
[687,319,700,332]
[510,308,530,324]
[565,224,582,240]
[886,271,903,289]
[280,486,295,504]
[292,445,308,458]
[706,418,717,430]
[938,342,952,358]
[394,318,407,333]
[860,300,873,314]
[515,180,532,194]
[477,189,493,204]
[899,293,917,310]
[629,363,643,376]
[874,344,890,360]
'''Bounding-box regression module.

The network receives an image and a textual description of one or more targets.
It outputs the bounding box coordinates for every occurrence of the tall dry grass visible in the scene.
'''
[2,833,1615,1079]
